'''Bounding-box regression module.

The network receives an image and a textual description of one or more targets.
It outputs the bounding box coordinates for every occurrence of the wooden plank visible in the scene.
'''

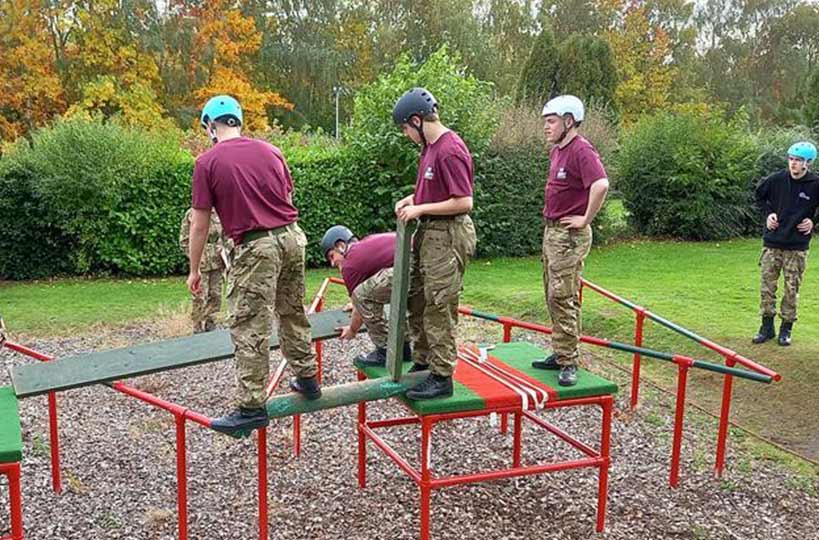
[264,372,428,420]
[11,310,352,398]
[386,219,415,381]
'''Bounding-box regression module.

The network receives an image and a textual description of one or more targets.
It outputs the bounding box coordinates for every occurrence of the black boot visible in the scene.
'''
[290,376,322,400]
[406,373,452,400]
[558,365,578,387]
[752,316,775,344]
[532,353,560,370]
[356,347,387,367]
[402,342,413,362]
[211,407,269,434]
[778,321,793,346]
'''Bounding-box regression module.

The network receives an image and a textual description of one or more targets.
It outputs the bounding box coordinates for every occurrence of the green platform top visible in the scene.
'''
[358,341,618,415]
[0,386,23,463]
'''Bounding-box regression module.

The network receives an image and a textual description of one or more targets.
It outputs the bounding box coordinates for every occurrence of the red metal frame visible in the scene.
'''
[0,274,780,539]
[356,372,613,538]
[577,278,780,478]
[0,461,23,540]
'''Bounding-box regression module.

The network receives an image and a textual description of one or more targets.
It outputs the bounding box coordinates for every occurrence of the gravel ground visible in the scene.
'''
[1,319,817,540]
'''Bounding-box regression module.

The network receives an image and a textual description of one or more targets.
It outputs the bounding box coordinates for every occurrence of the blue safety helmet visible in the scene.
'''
[200,95,243,129]
[788,141,817,162]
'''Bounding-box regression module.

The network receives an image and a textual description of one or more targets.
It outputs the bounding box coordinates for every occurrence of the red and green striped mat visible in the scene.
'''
[358,341,618,415]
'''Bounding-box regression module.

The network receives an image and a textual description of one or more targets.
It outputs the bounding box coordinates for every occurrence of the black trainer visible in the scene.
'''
[290,376,322,400]
[778,321,793,346]
[211,407,269,434]
[406,373,453,400]
[408,362,429,373]
[532,353,560,370]
[558,365,578,387]
[752,316,775,344]
[356,347,387,367]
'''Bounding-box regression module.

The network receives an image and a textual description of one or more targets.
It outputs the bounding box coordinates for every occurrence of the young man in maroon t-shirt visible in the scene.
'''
[320,225,412,366]
[533,95,609,387]
[393,87,478,400]
[188,95,319,434]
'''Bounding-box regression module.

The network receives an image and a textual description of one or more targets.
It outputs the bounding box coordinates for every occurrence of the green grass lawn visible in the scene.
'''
[2,237,818,462]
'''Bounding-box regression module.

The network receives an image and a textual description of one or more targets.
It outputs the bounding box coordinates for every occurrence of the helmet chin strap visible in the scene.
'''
[411,116,428,147]
[554,116,571,145]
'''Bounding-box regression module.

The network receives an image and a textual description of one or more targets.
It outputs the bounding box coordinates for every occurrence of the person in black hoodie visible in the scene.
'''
[753,141,819,345]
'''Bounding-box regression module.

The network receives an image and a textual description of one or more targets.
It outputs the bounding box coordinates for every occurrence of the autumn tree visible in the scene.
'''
[0,0,65,141]
[63,0,170,129]
[191,0,292,131]
[602,0,676,122]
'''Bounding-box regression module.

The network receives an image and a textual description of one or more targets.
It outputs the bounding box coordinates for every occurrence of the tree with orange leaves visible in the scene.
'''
[0,0,65,141]
[190,0,292,130]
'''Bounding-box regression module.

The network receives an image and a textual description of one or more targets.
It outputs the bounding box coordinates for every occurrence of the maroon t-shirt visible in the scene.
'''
[192,137,298,243]
[543,135,607,220]
[341,233,396,295]
[414,131,474,205]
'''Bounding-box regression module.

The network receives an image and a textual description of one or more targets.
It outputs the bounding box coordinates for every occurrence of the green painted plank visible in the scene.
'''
[0,386,23,463]
[490,342,618,400]
[265,372,429,420]
[357,361,486,415]
[386,219,415,381]
[11,310,352,398]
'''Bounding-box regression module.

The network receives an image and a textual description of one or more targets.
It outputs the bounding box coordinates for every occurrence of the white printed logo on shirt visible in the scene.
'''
[424,166,434,180]
[556,168,567,180]
[799,192,811,201]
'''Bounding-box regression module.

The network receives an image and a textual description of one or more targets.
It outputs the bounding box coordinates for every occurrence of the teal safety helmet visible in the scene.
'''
[788,141,817,162]
[200,95,243,129]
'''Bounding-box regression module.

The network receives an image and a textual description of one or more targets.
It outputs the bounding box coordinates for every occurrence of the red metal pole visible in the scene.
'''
[358,372,367,489]
[500,323,512,434]
[669,359,691,488]
[420,417,433,540]
[175,414,188,540]
[596,397,613,533]
[715,356,737,478]
[258,428,268,540]
[2,462,23,540]
[631,310,646,411]
[293,415,301,457]
[47,391,62,493]
[512,412,522,468]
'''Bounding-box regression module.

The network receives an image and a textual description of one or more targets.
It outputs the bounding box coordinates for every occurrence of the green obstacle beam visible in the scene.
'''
[11,310,354,398]
[265,372,428,419]
[385,219,415,381]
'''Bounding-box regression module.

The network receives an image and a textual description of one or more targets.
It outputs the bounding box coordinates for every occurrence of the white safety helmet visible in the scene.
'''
[541,95,585,124]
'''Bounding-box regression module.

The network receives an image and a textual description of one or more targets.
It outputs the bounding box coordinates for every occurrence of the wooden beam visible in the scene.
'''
[264,372,427,420]
[11,310,353,398]
[385,219,415,381]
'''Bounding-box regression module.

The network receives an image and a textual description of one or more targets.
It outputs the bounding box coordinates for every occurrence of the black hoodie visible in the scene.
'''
[755,169,819,250]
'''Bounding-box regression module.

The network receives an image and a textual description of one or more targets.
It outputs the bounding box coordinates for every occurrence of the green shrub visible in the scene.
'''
[616,111,759,240]
[348,46,503,230]
[0,117,191,278]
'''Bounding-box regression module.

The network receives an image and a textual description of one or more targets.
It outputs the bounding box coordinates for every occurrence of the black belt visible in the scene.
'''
[419,214,466,223]
[241,223,292,244]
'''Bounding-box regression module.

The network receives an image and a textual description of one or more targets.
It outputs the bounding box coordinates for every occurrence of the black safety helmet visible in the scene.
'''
[392,88,438,125]
[321,225,356,261]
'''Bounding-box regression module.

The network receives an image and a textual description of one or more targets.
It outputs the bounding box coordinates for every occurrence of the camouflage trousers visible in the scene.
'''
[227,223,315,409]
[542,222,592,367]
[408,215,477,376]
[759,247,808,322]
[351,267,395,349]
[191,269,223,333]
